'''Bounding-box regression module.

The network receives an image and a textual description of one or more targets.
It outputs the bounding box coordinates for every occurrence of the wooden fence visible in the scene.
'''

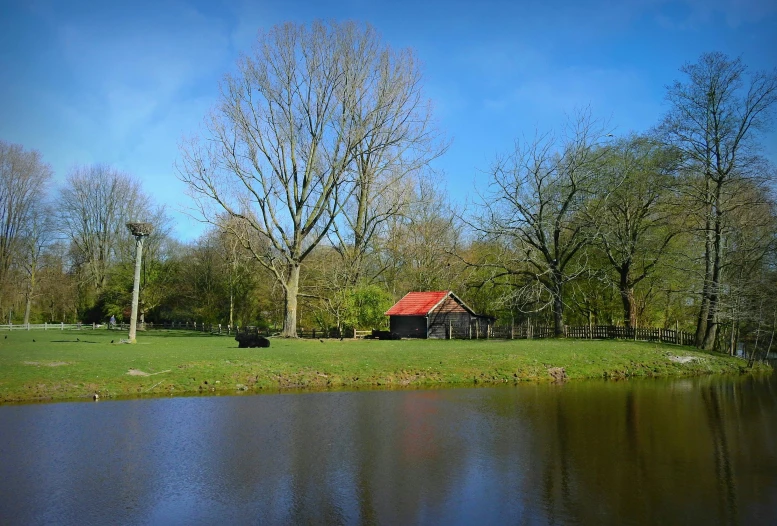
[562,325,694,346]
[445,322,693,346]
[1,319,694,346]
[156,320,694,346]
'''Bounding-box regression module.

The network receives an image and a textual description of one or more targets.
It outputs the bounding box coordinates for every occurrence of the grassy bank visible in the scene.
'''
[0,329,769,403]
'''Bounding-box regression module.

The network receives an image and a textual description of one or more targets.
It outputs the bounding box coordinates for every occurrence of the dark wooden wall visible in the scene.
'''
[390,316,427,338]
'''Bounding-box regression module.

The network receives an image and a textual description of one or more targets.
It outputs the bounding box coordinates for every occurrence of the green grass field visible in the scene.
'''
[0,329,769,403]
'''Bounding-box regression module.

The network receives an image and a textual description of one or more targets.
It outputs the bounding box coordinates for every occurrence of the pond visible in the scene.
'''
[1,373,775,524]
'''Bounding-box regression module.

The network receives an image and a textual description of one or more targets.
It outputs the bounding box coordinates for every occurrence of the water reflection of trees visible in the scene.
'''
[219,378,777,524]
[498,376,777,524]
[2,376,776,524]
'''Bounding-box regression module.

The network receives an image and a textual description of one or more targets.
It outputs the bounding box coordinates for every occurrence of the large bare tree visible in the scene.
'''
[662,52,777,350]
[178,21,430,337]
[328,44,446,286]
[0,141,52,314]
[471,112,611,336]
[20,203,53,324]
[58,164,155,297]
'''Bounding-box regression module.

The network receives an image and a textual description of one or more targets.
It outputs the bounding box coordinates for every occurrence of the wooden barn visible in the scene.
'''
[384,291,494,339]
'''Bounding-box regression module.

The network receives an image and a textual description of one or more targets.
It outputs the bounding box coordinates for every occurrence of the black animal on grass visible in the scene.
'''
[235,332,270,348]
[371,330,401,340]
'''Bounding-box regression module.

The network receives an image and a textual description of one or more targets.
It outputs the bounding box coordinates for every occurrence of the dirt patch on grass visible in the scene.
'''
[23,361,70,367]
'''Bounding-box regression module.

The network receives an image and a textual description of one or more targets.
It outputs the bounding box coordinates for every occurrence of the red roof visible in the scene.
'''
[385,291,451,316]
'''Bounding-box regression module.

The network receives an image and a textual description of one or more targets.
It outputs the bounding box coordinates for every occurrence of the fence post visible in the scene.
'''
[469,322,472,339]
[61,321,64,330]
[44,322,47,330]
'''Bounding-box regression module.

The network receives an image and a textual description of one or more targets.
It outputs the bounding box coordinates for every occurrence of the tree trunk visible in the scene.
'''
[620,288,636,329]
[702,286,720,350]
[702,183,724,351]
[281,263,301,338]
[348,178,370,287]
[552,277,564,337]
[229,253,236,327]
[23,290,32,325]
[695,295,710,348]
[619,268,636,329]
[696,181,714,347]
[229,291,234,328]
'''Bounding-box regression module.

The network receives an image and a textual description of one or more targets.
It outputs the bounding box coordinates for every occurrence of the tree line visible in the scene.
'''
[2,21,776,355]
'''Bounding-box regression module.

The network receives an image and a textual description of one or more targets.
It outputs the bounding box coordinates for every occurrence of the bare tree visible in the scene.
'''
[662,52,777,349]
[58,164,155,297]
[383,177,461,294]
[20,203,53,324]
[586,135,681,328]
[0,141,52,314]
[471,111,611,336]
[328,43,446,286]
[706,178,776,355]
[178,21,428,337]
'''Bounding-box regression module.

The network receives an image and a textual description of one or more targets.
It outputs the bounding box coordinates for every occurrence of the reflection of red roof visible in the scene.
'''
[385,291,450,316]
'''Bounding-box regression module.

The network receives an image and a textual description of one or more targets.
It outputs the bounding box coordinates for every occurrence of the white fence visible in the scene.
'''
[0,322,103,331]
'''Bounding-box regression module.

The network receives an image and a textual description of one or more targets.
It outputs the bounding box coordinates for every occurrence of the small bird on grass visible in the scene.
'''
[110,340,114,344]
[319,339,324,343]
[76,338,80,342]
[32,339,36,342]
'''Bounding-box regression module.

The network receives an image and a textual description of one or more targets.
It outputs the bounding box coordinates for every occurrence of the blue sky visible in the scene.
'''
[1,0,776,240]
